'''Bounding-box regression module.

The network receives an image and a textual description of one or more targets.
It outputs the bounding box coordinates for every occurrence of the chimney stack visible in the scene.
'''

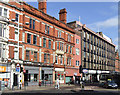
[59,8,67,23]
[38,0,47,13]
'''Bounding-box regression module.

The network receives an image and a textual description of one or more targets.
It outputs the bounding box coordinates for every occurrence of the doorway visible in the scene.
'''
[13,73,18,86]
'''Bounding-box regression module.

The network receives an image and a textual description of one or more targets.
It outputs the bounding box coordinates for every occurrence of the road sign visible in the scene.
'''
[16,63,20,67]
[16,67,20,72]
[23,69,26,73]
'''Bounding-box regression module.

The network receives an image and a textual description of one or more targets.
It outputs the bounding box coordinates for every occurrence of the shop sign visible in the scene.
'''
[89,70,96,74]
[0,66,6,72]
[83,69,88,74]
[101,71,109,73]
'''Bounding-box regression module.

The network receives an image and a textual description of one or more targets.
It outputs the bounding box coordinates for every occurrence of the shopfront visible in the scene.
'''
[24,66,39,86]
[65,68,80,84]
[55,68,64,83]
[83,70,105,83]
[0,64,10,86]
[41,67,53,84]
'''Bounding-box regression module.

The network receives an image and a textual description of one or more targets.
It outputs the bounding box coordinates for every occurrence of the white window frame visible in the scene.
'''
[76,48,79,55]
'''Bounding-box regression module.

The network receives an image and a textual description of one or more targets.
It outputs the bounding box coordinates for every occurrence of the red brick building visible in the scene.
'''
[0,0,76,88]
[115,50,120,73]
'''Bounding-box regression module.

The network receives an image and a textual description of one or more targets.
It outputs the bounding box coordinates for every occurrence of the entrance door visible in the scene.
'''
[13,73,18,86]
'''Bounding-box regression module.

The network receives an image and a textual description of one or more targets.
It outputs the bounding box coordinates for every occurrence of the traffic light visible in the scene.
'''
[20,67,23,73]
[79,65,82,73]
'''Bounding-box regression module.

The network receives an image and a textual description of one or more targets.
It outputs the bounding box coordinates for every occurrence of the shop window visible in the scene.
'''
[34,74,38,81]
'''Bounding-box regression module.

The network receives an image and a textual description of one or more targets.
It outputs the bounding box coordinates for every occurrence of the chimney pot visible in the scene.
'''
[59,8,67,23]
[38,0,47,13]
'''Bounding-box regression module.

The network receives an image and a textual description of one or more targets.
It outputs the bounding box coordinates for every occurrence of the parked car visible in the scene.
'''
[101,80,118,89]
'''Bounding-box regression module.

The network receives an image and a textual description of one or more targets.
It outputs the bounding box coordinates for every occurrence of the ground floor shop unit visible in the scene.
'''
[10,62,23,89]
[82,69,110,83]
[65,68,81,84]
[0,64,10,87]
[23,65,54,86]
[54,68,65,84]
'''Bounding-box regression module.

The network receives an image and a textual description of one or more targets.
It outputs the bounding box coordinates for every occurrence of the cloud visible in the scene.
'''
[113,37,119,50]
[87,16,118,30]
[113,37,118,43]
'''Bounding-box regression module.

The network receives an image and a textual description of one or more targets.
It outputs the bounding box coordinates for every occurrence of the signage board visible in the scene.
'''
[16,67,20,72]
[0,66,6,72]
[16,63,20,67]
[83,69,88,74]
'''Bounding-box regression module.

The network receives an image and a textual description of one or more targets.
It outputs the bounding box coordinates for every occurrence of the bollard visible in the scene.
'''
[80,81,84,90]
[20,84,21,89]
[12,85,14,90]
[45,81,46,87]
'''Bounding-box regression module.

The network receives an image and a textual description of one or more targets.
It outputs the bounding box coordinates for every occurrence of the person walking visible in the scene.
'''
[56,78,60,89]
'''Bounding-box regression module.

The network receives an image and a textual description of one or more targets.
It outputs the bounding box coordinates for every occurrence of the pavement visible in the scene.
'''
[1,84,120,94]
[1,84,75,93]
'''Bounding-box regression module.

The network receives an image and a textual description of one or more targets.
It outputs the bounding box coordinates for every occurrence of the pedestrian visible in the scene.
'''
[73,75,75,84]
[56,78,60,89]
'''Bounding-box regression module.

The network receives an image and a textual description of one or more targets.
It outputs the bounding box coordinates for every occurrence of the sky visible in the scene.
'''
[27,1,118,50]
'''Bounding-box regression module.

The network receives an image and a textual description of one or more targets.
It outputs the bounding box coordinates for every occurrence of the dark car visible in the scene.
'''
[102,80,118,89]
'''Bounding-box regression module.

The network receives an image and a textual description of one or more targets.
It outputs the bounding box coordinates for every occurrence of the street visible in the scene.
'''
[1,84,120,95]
